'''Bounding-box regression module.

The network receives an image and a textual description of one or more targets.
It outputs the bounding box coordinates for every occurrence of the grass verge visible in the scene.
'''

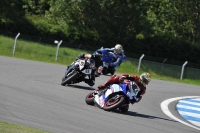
[0,122,49,133]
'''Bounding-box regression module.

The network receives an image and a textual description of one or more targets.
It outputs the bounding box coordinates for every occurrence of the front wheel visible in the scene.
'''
[61,71,79,86]
[85,92,95,105]
[103,95,125,111]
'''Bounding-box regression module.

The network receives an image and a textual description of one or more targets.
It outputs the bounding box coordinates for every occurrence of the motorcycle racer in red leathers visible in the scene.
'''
[97,72,151,111]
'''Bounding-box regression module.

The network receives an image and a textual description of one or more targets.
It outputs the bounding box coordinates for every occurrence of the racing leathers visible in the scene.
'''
[95,48,126,74]
[104,48,126,70]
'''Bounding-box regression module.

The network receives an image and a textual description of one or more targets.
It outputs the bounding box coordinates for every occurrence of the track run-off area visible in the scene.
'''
[0,56,200,133]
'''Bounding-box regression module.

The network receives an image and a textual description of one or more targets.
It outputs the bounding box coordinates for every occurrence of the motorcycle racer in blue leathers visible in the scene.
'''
[94,44,126,76]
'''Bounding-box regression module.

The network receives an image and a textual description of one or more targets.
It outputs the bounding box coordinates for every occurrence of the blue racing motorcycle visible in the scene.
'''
[93,48,118,76]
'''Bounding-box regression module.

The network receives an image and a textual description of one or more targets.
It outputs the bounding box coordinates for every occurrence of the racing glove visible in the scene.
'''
[97,84,106,90]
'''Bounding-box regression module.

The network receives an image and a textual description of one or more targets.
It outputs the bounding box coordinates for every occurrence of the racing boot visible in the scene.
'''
[130,96,139,104]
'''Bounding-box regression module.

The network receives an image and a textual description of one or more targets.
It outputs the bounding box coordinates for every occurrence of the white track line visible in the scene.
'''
[160,96,200,131]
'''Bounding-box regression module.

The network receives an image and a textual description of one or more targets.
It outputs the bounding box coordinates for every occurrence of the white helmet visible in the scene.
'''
[139,72,151,86]
[114,44,123,54]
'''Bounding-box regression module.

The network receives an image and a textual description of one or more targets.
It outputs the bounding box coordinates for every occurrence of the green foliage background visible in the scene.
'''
[1,0,200,67]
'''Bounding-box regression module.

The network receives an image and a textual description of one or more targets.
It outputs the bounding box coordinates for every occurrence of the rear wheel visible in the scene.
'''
[110,69,115,75]
[102,68,108,75]
[103,95,125,111]
[61,71,79,86]
[85,92,95,105]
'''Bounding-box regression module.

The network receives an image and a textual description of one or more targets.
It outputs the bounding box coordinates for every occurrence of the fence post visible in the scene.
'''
[180,61,188,80]
[13,32,20,56]
[55,40,63,61]
[161,58,167,74]
[137,54,145,73]
[162,58,167,70]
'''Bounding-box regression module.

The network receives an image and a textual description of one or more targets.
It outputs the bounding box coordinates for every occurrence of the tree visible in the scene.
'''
[146,0,200,43]
[47,0,151,47]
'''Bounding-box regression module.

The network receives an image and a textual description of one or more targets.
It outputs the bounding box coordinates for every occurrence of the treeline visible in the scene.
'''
[1,0,200,67]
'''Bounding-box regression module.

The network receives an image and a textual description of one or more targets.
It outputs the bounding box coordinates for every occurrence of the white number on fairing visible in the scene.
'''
[82,69,92,74]
[77,60,85,70]
[79,60,85,66]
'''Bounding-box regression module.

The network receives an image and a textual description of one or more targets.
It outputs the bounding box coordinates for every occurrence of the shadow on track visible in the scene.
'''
[112,110,177,122]
[101,74,113,76]
[66,84,95,91]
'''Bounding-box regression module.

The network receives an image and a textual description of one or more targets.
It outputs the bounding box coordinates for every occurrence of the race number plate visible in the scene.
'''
[82,69,92,74]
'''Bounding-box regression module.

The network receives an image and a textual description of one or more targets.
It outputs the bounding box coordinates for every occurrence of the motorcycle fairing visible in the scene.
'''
[94,94,106,108]
[75,59,85,70]
[94,84,128,108]
[82,69,92,74]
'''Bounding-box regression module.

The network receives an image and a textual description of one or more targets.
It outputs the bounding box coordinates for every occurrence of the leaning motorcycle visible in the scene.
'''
[85,81,140,112]
[93,48,116,76]
[61,58,96,86]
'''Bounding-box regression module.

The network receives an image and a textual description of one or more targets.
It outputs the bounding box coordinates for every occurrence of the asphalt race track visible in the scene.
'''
[0,56,200,133]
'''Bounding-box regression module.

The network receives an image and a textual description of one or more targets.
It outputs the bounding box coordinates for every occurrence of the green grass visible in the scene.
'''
[0,34,200,132]
[0,122,49,133]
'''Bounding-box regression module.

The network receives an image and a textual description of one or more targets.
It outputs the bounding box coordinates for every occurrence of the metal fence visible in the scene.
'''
[111,56,200,80]
[1,32,200,80]
[137,59,200,79]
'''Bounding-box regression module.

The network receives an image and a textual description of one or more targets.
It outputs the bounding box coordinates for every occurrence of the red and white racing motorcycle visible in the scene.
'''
[85,81,140,112]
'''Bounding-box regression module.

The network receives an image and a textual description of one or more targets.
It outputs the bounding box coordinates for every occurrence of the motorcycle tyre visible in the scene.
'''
[85,92,95,105]
[103,95,126,111]
[118,104,129,113]
[61,71,79,86]
[102,68,108,75]
[110,69,115,75]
